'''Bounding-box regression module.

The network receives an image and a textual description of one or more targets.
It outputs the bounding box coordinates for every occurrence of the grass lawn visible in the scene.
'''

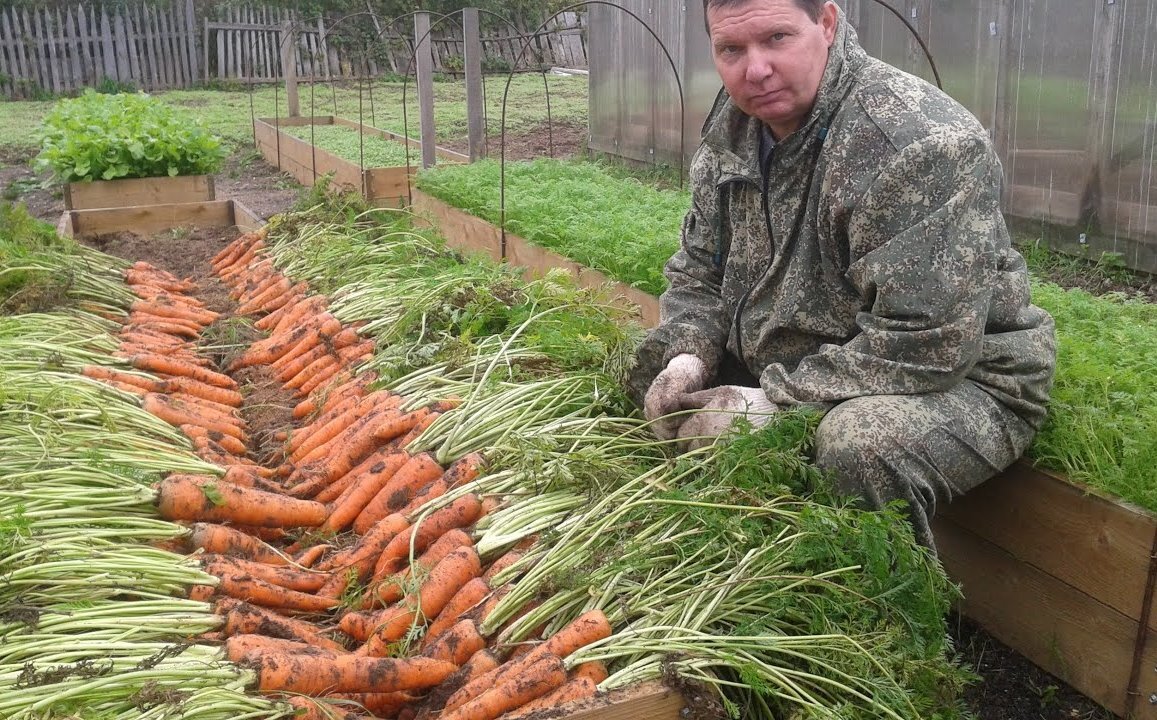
[0,73,588,156]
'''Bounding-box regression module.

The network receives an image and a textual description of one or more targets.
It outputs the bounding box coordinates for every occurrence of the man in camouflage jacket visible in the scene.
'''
[631,0,1056,547]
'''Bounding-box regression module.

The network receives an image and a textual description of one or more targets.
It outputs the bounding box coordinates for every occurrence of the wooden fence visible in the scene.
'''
[205,10,587,82]
[0,0,198,97]
[0,2,588,97]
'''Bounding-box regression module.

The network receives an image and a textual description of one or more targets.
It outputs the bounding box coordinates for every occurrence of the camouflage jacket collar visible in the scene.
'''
[701,9,871,186]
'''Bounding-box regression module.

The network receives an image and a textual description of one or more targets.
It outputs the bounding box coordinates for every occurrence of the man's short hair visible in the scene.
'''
[703,0,826,31]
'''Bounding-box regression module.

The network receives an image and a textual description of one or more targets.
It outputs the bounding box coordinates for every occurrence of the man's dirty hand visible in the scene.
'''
[675,385,778,451]
[643,354,707,440]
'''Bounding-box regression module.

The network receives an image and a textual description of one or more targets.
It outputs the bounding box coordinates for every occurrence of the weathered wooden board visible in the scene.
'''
[65,174,215,211]
[549,681,684,720]
[254,116,462,206]
[935,516,1157,719]
[411,188,660,327]
[60,199,254,238]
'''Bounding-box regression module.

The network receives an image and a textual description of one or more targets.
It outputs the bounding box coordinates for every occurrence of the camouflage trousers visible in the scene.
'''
[812,380,1038,550]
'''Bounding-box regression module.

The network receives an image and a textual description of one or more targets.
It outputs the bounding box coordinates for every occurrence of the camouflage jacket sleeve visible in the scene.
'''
[759,129,999,406]
[627,154,731,402]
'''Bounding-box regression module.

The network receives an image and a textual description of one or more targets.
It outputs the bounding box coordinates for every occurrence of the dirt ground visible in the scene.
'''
[0,128,1137,720]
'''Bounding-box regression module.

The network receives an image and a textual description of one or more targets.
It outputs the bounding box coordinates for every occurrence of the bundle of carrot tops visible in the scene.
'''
[0,196,971,720]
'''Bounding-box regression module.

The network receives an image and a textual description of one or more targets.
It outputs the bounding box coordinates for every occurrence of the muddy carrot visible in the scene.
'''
[327,692,418,718]
[160,377,244,407]
[365,529,474,608]
[310,447,399,503]
[294,543,332,569]
[218,601,346,652]
[129,354,237,389]
[316,513,411,573]
[571,660,609,684]
[320,452,410,533]
[371,495,484,578]
[351,452,443,536]
[441,653,568,720]
[420,577,491,649]
[358,546,483,656]
[503,675,599,719]
[224,633,340,662]
[201,554,330,593]
[189,522,291,565]
[243,652,456,695]
[144,395,246,443]
[219,465,283,493]
[157,475,327,528]
[214,571,340,612]
[421,618,487,666]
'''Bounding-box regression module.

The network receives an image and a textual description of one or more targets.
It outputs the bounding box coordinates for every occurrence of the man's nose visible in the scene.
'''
[745,52,773,83]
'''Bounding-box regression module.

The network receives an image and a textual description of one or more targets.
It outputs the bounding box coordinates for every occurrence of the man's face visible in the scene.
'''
[707,0,839,139]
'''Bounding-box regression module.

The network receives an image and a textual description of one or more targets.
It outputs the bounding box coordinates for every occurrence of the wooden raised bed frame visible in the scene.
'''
[254,116,468,207]
[64,174,215,211]
[413,188,1157,719]
[56,198,263,239]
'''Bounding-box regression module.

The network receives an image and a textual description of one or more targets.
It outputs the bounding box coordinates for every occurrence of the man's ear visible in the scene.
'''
[822,1,839,46]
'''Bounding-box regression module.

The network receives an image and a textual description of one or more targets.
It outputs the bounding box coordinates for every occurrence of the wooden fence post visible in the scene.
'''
[280,19,299,117]
[1080,0,1124,231]
[463,8,486,160]
[416,12,436,169]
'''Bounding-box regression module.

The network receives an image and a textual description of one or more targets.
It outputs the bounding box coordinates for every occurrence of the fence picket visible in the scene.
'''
[0,11,12,97]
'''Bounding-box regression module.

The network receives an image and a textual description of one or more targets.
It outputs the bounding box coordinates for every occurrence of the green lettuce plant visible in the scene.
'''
[35,90,226,183]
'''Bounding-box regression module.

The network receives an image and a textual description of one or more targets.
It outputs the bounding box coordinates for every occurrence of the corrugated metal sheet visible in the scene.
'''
[588,0,1157,271]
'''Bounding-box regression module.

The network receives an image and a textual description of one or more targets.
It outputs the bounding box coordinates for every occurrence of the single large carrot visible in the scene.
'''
[358,546,482,656]
[216,598,346,652]
[189,523,291,565]
[129,353,237,389]
[157,475,327,528]
[214,571,340,612]
[421,618,487,666]
[201,554,330,593]
[353,452,443,536]
[420,577,490,649]
[365,529,474,607]
[243,652,457,695]
[371,495,484,579]
[320,452,410,534]
[440,653,568,720]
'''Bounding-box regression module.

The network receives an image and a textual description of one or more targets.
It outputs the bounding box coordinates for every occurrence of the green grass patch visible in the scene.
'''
[280,124,414,168]
[416,158,688,295]
[0,74,588,159]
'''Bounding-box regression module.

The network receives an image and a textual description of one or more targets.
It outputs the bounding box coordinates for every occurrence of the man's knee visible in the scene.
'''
[813,397,904,507]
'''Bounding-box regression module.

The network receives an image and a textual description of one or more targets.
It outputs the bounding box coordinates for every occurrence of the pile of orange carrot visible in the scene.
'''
[82,230,615,719]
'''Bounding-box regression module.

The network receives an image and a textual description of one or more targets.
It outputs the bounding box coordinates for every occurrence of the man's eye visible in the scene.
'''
[771,32,786,42]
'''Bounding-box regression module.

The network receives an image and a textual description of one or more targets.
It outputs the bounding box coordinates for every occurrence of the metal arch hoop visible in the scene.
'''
[865,0,943,89]
[499,1,686,260]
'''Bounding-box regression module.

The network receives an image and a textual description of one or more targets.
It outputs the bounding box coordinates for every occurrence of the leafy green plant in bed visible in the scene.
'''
[35,90,226,182]
[280,124,413,168]
[1028,282,1157,508]
[416,158,688,295]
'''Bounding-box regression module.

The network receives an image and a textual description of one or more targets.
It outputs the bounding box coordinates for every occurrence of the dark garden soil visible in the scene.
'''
[442,120,590,162]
